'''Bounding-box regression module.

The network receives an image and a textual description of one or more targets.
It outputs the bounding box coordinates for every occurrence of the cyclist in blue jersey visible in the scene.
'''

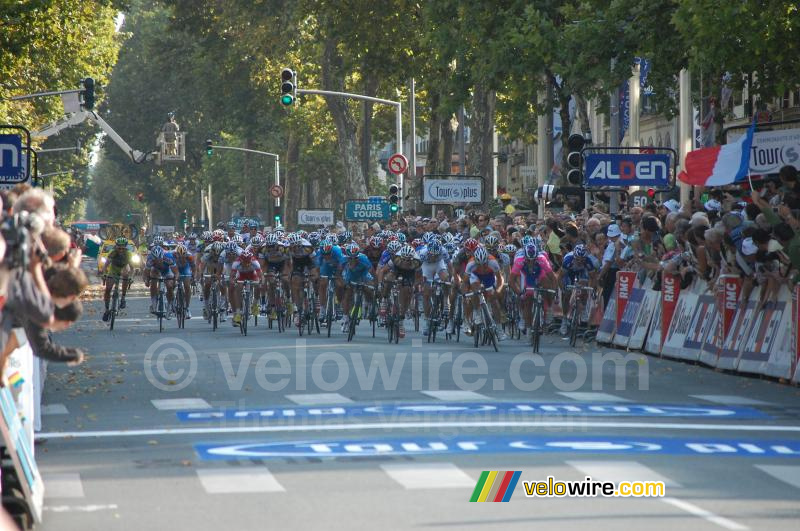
[340,242,375,332]
[557,244,599,335]
[316,240,345,324]
[145,246,179,316]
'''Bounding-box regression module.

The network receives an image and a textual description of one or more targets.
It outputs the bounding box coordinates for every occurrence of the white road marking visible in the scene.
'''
[42,404,69,415]
[285,393,352,405]
[151,398,212,411]
[381,463,474,489]
[566,460,681,487]
[36,420,800,440]
[44,504,118,513]
[690,395,772,406]
[661,497,748,530]
[558,392,630,402]
[43,473,85,498]
[755,465,800,489]
[196,467,285,493]
[421,390,490,402]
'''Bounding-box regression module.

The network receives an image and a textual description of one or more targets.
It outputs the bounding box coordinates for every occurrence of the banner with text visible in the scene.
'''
[422,178,483,204]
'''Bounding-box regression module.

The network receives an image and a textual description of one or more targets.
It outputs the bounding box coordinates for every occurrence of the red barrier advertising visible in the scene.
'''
[615,271,636,328]
[720,275,742,338]
[661,274,680,347]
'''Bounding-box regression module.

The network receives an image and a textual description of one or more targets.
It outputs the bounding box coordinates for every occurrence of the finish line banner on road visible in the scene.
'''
[195,435,800,460]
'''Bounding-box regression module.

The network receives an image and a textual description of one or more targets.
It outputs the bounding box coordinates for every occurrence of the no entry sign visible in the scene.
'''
[387,153,408,175]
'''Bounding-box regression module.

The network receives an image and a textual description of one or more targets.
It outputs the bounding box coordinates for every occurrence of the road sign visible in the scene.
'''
[269,184,284,198]
[345,200,390,222]
[0,133,26,184]
[298,210,334,226]
[628,190,651,209]
[387,153,408,175]
[422,177,483,204]
[585,153,670,188]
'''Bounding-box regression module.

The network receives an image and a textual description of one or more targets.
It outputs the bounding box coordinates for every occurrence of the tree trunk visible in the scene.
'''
[321,35,368,201]
[285,131,301,228]
[557,90,572,181]
[424,91,442,175]
[467,81,496,206]
[573,94,591,135]
[441,114,455,174]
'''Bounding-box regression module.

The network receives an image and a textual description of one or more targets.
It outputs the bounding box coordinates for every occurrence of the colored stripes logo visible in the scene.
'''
[469,471,521,502]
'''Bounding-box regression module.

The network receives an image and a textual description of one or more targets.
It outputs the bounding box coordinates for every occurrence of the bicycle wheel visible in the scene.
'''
[212,288,218,331]
[326,298,333,338]
[413,294,420,332]
[298,300,305,337]
[568,303,579,348]
[531,303,541,354]
[158,293,164,333]
[110,284,118,331]
[482,305,498,352]
[242,291,250,336]
[176,285,185,329]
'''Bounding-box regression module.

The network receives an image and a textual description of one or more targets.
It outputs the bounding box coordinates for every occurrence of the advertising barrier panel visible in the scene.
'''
[660,274,680,348]
[615,271,637,330]
[613,286,644,348]
[662,293,699,360]
[595,298,617,344]
[628,289,658,351]
[716,288,760,370]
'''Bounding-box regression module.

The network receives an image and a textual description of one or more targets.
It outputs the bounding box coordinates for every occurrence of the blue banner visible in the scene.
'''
[0,133,25,181]
[345,201,390,222]
[585,153,671,188]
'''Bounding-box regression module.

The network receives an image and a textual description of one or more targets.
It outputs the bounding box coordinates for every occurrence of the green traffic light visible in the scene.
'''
[390,204,399,213]
[281,95,294,106]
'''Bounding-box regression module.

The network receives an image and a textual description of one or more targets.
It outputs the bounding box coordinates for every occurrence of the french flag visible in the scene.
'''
[678,119,756,186]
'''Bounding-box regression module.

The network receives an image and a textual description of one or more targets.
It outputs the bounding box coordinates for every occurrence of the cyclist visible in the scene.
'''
[145,246,179,316]
[231,249,262,326]
[248,234,267,313]
[419,240,451,336]
[225,222,237,241]
[557,243,599,336]
[173,244,196,319]
[288,233,318,326]
[465,246,507,340]
[340,242,374,333]
[364,236,384,270]
[101,237,133,322]
[377,244,421,339]
[261,233,291,319]
[510,242,556,335]
[315,238,345,324]
[201,241,225,321]
[221,240,242,313]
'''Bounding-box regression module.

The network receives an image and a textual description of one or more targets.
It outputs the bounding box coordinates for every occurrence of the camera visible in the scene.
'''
[0,211,45,270]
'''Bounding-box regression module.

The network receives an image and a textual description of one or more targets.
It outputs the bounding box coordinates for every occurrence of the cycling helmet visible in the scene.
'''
[521,235,533,247]
[422,232,436,245]
[320,242,334,255]
[473,246,489,264]
[250,235,265,248]
[202,231,213,240]
[285,233,299,245]
[297,230,308,239]
[115,237,128,247]
[464,238,479,253]
[427,241,442,256]
[411,238,423,249]
[444,242,457,255]
[503,243,517,254]
[188,232,197,239]
[175,244,188,256]
[574,244,588,258]
[153,235,164,246]
[212,230,225,241]
[211,241,224,254]
[386,233,398,242]
[452,233,463,244]
[232,234,244,245]
[226,222,236,230]
[274,229,285,238]
[387,241,402,254]
[532,235,544,250]
[368,236,383,249]
[308,232,321,246]
[265,233,279,246]
[524,243,539,260]
[240,250,254,262]
[398,245,416,260]
[344,242,360,257]
[396,233,407,243]
[484,234,500,248]
[226,241,240,253]
[149,247,165,260]
[442,232,455,244]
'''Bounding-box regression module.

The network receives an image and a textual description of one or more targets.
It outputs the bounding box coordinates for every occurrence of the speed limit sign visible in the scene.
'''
[628,190,650,209]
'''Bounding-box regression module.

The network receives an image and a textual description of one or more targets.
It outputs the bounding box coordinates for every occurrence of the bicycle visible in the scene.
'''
[151,276,168,333]
[175,276,187,329]
[367,287,379,338]
[447,289,464,343]
[321,274,337,338]
[104,275,123,331]
[504,289,521,340]
[411,284,423,332]
[265,273,288,333]
[237,279,257,336]
[528,286,558,354]
[346,282,374,342]
[203,274,221,331]
[427,279,451,344]
[297,274,320,336]
[564,284,596,347]
[465,286,498,352]
[384,279,402,344]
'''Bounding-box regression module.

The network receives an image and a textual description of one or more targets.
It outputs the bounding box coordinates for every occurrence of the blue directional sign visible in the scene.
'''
[345,200,390,222]
[0,134,26,183]
[196,435,800,461]
[586,153,670,188]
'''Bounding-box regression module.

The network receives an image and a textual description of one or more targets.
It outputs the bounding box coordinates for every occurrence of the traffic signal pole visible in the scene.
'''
[206,144,281,207]
[296,88,404,208]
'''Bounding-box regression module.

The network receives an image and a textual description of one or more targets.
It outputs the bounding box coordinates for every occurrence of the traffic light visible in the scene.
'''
[136,192,145,202]
[205,140,213,157]
[280,68,296,106]
[81,77,95,110]
[566,133,586,185]
[388,184,400,213]
[126,212,132,220]
[647,188,656,199]
[180,210,188,226]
